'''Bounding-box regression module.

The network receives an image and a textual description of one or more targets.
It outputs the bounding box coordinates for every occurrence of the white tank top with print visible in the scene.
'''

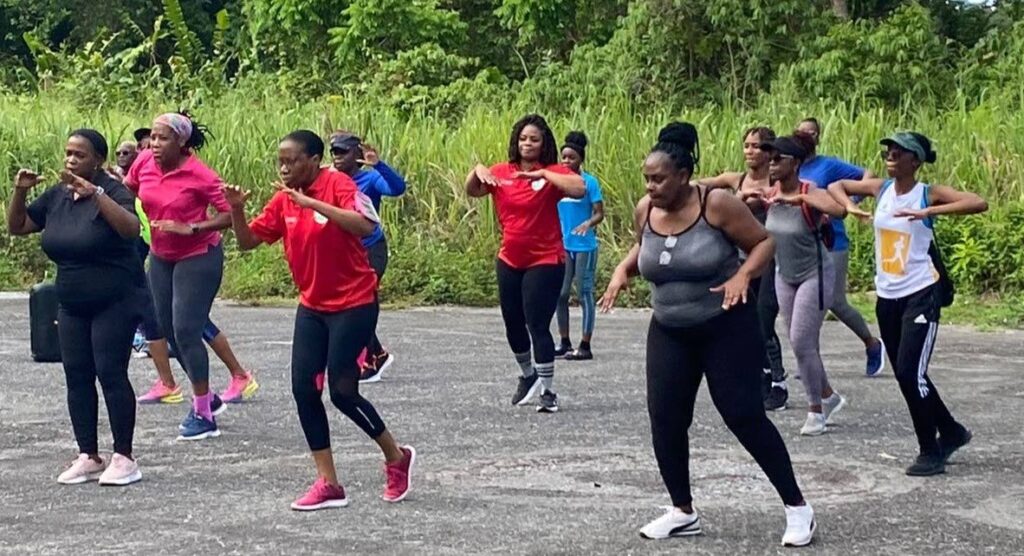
[873,181,939,299]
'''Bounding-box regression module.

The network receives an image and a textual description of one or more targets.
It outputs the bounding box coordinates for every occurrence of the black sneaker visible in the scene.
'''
[511,374,541,406]
[764,385,788,411]
[564,348,593,361]
[359,362,381,384]
[554,340,572,358]
[537,391,559,413]
[940,427,973,463]
[905,453,946,476]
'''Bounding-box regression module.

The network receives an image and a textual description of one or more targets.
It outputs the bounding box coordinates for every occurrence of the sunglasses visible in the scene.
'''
[880,148,910,161]
[330,147,352,155]
[770,154,795,163]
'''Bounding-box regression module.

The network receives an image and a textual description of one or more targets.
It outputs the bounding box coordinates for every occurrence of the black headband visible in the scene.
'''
[69,128,109,159]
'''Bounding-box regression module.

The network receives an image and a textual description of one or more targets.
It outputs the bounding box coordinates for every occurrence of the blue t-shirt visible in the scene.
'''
[350,161,407,247]
[557,171,603,253]
[798,155,866,251]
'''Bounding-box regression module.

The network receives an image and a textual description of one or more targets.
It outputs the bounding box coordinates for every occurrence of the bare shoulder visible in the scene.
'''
[704,186,749,227]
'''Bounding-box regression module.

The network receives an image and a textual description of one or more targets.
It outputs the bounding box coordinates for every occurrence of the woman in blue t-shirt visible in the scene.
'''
[555,131,604,360]
[795,118,885,377]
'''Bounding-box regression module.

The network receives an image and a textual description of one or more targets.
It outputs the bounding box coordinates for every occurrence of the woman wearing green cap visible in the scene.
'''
[827,132,987,477]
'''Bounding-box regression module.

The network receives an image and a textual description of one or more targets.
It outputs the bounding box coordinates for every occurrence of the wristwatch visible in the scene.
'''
[190,223,200,235]
[94,186,105,196]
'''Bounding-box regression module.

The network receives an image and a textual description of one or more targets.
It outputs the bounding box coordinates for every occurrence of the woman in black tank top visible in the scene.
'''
[599,122,817,548]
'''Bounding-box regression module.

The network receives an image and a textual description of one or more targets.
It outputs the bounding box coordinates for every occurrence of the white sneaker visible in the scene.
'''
[800,412,826,436]
[782,503,816,547]
[639,507,702,539]
[822,393,846,425]
[57,453,106,485]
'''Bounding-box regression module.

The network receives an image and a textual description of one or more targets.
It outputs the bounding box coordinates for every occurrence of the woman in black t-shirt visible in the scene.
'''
[7,129,146,487]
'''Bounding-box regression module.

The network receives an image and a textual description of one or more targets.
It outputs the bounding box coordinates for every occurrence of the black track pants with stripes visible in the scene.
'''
[876,284,961,456]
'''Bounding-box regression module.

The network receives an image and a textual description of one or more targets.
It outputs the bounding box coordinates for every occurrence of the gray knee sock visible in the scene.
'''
[515,352,534,377]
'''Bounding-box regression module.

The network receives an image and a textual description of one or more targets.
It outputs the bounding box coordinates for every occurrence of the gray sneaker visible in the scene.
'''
[537,391,559,413]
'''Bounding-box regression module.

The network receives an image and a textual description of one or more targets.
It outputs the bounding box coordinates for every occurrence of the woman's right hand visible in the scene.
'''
[222,184,250,209]
[475,164,499,187]
[599,268,630,313]
[14,169,44,190]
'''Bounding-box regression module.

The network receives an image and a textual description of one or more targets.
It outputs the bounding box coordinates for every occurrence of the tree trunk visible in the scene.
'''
[831,0,850,20]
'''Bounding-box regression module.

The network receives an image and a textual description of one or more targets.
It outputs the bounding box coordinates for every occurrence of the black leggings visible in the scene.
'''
[496,259,564,364]
[58,295,139,456]
[365,237,389,357]
[752,258,786,382]
[876,285,960,456]
[148,243,223,384]
[292,303,386,451]
[646,304,803,507]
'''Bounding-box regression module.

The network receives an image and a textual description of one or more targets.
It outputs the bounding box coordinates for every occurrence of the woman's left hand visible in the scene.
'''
[769,192,805,206]
[894,207,931,221]
[151,220,194,235]
[709,273,750,310]
[515,169,547,180]
[571,222,591,236]
[61,170,100,199]
[274,182,316,209]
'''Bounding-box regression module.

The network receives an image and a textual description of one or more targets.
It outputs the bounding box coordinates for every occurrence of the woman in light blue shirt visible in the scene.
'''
[555,131,604,360]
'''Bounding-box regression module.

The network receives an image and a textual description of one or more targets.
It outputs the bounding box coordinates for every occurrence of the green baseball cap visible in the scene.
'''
[880,132,929,162]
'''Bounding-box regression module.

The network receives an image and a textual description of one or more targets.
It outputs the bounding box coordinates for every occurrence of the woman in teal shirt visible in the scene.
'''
[555,132,604,360]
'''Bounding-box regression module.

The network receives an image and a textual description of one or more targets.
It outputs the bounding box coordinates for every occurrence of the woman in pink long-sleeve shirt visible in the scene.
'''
[124,112,232,441]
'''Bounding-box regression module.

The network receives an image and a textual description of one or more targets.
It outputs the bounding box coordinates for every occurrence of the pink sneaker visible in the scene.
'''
[98,453,142,486]
[291,477,349,511]
[57,454,106,485]
[382,445,416,502]
[220,371,260,404]
[137,380,184,404]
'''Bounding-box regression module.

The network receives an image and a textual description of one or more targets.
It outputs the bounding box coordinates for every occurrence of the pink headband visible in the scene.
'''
[153,113,194,147]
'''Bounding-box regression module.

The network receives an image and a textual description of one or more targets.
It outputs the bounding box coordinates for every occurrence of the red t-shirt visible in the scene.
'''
[248,169,379,313]
[489,162,570,269]
[124,149,231,261]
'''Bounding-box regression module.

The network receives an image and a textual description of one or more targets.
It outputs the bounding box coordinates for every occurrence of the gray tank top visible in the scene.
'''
[765,202,832,284]
[638,187,740,327]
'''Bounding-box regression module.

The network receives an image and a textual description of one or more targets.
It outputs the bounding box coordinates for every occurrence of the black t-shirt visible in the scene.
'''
[26,172,145,312]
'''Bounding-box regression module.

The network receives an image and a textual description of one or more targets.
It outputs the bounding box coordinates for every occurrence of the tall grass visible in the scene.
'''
[2,90,1023,304]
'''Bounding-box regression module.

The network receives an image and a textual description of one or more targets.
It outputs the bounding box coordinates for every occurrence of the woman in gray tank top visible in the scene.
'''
[599,122,816,548]
[761,136,848,439]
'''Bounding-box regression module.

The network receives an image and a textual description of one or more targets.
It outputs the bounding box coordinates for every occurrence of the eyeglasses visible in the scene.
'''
[116,150,132,156]
[770,154,795,163]
[330,148,351,155]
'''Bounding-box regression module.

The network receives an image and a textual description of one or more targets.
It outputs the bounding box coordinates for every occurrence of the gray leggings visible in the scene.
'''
[829,250,873,342]
[148,243,224,385]
[776,266,835,407]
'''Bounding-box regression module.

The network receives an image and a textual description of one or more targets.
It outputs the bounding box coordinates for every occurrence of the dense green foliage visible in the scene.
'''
[2,1,1024,310]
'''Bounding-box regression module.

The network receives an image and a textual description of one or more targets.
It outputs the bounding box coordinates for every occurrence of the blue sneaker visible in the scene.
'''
[866,339,886,377]
[177,395,226,432]
[177,412,221,441]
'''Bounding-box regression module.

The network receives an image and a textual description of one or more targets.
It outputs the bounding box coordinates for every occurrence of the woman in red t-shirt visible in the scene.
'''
[465,114,585,414]
[224,130,415,511]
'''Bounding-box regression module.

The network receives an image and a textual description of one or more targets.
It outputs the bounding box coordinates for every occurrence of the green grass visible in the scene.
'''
[846,292,1024,330]
[3,90,1024,328]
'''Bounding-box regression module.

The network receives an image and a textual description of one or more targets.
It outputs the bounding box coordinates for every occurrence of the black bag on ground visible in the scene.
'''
[29,282,61,362]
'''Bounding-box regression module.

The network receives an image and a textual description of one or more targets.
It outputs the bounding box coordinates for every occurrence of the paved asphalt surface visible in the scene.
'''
[1,297,1023,555]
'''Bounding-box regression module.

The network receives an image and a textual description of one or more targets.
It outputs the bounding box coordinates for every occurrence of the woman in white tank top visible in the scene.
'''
[827,132,987,478]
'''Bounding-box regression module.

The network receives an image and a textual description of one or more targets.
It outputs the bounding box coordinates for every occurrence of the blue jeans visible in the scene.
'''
[556,248,598,339]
